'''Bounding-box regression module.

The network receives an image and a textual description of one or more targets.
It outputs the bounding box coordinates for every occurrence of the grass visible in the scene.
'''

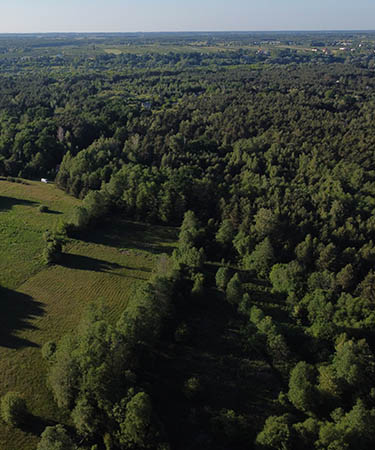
[0,181,177,449]
[0,179,80,289]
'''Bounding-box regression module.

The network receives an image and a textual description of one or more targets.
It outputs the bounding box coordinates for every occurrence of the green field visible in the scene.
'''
[0,181,177,450]
[0,179,80,289]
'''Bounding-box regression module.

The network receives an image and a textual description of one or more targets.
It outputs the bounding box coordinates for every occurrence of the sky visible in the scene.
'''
[1,0,375,33]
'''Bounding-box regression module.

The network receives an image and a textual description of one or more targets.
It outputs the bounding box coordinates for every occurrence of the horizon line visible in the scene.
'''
[1,29,375,35]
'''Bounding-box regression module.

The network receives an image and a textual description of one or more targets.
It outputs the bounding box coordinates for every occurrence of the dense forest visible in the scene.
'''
[2,32,375,449]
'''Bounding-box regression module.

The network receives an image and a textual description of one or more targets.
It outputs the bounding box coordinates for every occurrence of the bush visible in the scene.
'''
[39,205,49,213]
[1,392,27,426]
[43,232,63,265]
[42,341,57,361]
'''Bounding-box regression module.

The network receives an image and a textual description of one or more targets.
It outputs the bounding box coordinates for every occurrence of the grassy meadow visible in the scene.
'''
[0,179,80,289]
[0,180,177,450]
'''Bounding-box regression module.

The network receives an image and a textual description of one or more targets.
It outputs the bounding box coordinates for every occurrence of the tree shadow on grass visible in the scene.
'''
[0,287,44,349]
[20,414,57,437]
[59,253,149,281]
[78,219,177,256]
[60,253,124,273]
[44,209,63,215]
[0,196,38,212]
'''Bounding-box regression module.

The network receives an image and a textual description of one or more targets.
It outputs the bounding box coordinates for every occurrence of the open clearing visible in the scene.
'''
[0,179,80,289]
[0,181,177,450]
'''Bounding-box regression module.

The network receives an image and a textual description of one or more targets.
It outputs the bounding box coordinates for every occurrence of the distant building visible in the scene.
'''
[41,178,48,183]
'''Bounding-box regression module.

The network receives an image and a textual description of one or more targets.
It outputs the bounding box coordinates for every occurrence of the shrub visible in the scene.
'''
[43,232,63,265]
[39,205,49,213]
[1,392,27,426]
[42,341,57,362]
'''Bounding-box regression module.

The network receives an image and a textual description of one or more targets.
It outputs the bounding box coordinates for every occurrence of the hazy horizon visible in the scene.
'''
[1,0,375,34]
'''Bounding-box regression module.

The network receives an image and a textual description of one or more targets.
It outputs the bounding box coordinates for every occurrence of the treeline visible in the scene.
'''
[38,262,178,449]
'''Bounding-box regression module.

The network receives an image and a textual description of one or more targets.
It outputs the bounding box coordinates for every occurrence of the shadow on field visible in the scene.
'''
[60,253,124,273]
[80,219,177,256]
[44,209,63,215]
[21,414,58,437]
[0,196,38,212]
[0,287,44,349]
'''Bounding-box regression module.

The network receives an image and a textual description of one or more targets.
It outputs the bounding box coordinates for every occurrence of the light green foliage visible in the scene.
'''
[358,270,375,303]
[215,266,230,291]
[37,425,74,450]
[68,205,90,229]
[173,210,205,268]
[191,272,205,298]
[307,270,335,292]
[249,305,265,325]
[332,337,375,389]
[303,289,337,340]
[288,362,317,413]
[336,264,354,290]
[47,334,79,409]
[216,219,235,249]
[83,190,109,221]
[173,245,205,269]
[41,341,57,362]
[317,365,341,401]
[254,208,279,240]
[0,392,27,426]
[118,392,160,449]
[243,237,275,278]
[179,210,201,247]
[233,230,252,258]
[270,261,303,295]
[317,400,375,450]
[71,397,99,438]
[256,414,291,449]
[293,417,320,449]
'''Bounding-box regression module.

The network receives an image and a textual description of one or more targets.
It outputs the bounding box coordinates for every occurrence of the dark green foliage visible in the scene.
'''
[288,362,317,413]
[243,237,275,278]
[117,392,165,449]
[5,32,375,450]
[226,273,243,305]
[216,219,235,252]
[43,232,63,265]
